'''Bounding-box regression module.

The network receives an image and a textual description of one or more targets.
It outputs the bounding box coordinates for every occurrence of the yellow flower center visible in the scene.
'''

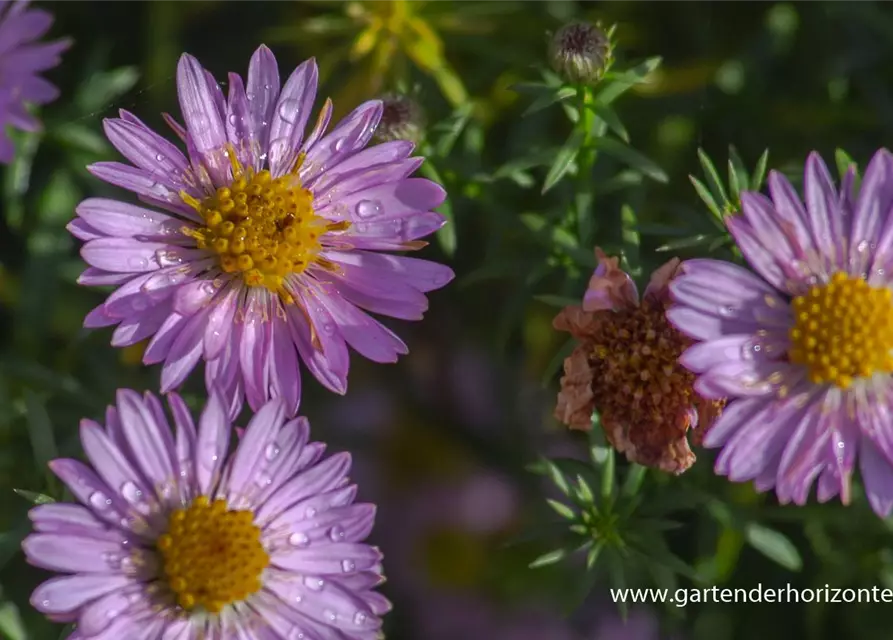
[182,152,348,304]
[788,271,893,389]
[156,495,269,613]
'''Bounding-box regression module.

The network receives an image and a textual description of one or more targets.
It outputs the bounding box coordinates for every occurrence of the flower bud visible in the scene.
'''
[373,93,425,145]
[548,21,611,85]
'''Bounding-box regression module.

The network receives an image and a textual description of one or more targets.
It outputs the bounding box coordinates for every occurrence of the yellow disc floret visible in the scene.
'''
[788,271,893,389]
[156,495,269,613]
[181,151,349,304]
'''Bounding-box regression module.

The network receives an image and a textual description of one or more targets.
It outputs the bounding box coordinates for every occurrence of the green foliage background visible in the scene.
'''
[1,1,893,639]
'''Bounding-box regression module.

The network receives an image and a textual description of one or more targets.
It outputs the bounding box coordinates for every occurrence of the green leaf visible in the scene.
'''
[596,56,662,105]
[76,66,140,113]
[524,86,578,117]
[541,336,575,386]
[690,175,723,221]
[24,390,58,487]
[432,103,473,158]
[588,102,629,142]
[586,540,605,570]
[13,488,55,505]
[728,145,750,195]
[546,498,577,520]
[542,128,586,193]
[418,160,456,256]
[575,474,595,505]
[529,547,568,569]
[544,459,571,496]
[534,294,580,307]
[600,447,615,501]
[834,147,858,180]
[656,233,715,252]
[0,600,26,640]
[697,148,730,204]
[593,137,668,183]
[751,149,770,190]
[744,522,803,571]
[621,464,647,498]
[620,204,640,275]
[52,122,110,154]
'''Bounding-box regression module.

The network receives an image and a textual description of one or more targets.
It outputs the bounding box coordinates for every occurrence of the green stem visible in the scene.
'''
[575,86,598,245]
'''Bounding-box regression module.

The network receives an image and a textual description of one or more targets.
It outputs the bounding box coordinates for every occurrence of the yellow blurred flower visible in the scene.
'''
[268,0,505,114]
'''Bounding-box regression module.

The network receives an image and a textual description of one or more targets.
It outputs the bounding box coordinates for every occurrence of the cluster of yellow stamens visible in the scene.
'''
[182,151,348,304]
[788,271,893,388]
[156,496,269,613]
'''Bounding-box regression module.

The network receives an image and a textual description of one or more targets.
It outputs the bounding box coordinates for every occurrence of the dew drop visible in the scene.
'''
[278,99,299,124]
[255,474,273,488]
[328,525,345,542]
[718,305,735,316]
[305,507,317,518]
[128,256,149,270]
[265,443,281,461]
[333,138,346,152]
[355,200,381,218]
[288,630,306,640]
[89,492,112,510]
[228,113,239,126]
[155,153,165,162]
[322,322,335,335]
[341,559,356,572]
[288,532,310,548]
[856,240,871,253]
[264,83,273,91]
[120,482,143,504]
[246,91,256,101]
[303,576,325,591]
[393,219,405,236]
[353,611,367,626]
[324,610,337,622]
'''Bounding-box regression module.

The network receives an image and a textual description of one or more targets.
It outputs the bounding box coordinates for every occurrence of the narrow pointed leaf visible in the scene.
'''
[589,102,630,142]
[542,128,586,193]
[697,148,729,205]
[524,86,578,117]
[594,137,668,183]
[834,147,858,180]
[750,149,770,190]
[744,523,802,571]
[546,498,577,520]
[529,547,568,569]
[728,145,750,194]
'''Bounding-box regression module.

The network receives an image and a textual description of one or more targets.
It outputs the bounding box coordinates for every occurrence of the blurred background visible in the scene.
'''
[3,1,893,639]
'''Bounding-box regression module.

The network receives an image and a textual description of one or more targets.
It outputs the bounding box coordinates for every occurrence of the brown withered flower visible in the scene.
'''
[552,248,724,474]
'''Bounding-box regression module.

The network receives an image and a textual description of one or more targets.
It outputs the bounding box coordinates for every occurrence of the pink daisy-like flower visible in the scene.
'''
[668,148,893,516]
[70,45,454,417]
[0,0,70,162]
[23,389,389,638]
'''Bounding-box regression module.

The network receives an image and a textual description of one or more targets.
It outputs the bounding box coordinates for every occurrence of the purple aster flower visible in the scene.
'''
[668,148,893,516]
[70,45,454,418]
[23,389,389,638]
[0,0,70,162]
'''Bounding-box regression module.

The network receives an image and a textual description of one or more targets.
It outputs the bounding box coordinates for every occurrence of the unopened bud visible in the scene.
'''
[548,21,611,85]
[373,93,425,145]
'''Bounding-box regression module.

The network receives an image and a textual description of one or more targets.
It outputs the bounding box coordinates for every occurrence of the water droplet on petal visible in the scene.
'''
[255,474,273,488]
[304,576,325,591]
[324,610,337,622]
[333,138,346,152]
[155,153,165,162]
[278,99,299,125]
[322,322,335,335]
[246,91,256,101]
[288,629,306,640]
[120,482,143,504]
[228,113,239,126]
[264,83,273,91]
[89,492,112,510]
[355,200,381,218]
[265,443,281,461]
[393,219,404,235]
[288,532,310,547]
[128,256,149,270]
[353,611,368,625]
[305,507,317,518]
[341,559,356,572]
[718,305,735,316]
[328,525,345,542]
